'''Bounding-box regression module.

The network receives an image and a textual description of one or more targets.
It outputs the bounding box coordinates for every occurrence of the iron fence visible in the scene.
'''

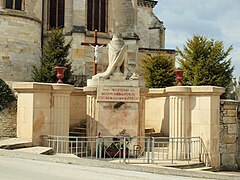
[42,135,206,164]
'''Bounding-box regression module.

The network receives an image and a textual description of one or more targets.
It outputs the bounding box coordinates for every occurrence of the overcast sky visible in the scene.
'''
[154,0,240,77]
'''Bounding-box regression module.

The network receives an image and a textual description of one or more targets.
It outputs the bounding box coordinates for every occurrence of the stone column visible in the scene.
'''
[166,87,191,160]
[167,87,191,138]
[50,84,74,136]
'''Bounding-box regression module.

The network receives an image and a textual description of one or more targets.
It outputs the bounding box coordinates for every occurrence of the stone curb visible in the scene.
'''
[0,149,239,180]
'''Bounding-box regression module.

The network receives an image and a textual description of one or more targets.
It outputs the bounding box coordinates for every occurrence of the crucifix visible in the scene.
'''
[81,30,107,75]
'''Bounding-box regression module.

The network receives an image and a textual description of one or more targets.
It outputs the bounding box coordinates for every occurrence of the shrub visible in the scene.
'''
[0,79,16,111]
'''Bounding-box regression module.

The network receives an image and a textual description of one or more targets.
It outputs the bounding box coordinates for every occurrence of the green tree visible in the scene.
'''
[141,53,176,88]
[32,28,73,83]
[177,35,234,89]
[0,78,15,111]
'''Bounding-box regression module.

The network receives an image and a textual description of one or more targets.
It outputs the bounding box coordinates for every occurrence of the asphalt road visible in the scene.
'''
[0,156,208,180]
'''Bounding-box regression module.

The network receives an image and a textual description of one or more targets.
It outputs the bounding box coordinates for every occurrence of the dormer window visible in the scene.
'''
[5,0,23,10]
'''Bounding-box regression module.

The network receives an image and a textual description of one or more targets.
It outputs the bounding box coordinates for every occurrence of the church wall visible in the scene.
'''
[72,0,85,29]
[64,0,73,32]
[136,3,165,49]
[0,16,41,81]
[108,0,136,37]
[0,0,168,82]
[136,6,150,48]
[0,0,42,82]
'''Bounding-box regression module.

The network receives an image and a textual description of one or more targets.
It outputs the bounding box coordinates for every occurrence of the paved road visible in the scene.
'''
[0,156,209,180]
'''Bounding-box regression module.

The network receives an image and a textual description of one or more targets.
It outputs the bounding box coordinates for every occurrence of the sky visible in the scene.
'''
[154,0,240,77]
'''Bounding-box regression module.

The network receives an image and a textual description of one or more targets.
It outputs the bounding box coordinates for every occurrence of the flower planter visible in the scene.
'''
[55,66,66,83]
[175,69,184,86]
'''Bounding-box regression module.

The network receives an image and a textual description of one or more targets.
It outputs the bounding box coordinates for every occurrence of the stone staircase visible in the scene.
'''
[145,127,165,137]
[166,161,211,171]
[69,122,87,137]
[69,122,89,157]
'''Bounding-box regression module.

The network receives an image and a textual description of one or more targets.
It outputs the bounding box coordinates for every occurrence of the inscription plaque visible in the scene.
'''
[97,86,140,102]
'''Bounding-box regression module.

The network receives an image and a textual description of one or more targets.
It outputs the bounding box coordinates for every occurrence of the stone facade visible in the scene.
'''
[0,102,17,137]
[220,100,240,171]
[0,0,42,81]
[1,0,169,82]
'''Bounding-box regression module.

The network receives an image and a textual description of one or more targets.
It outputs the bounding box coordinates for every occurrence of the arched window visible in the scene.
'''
[48,0,65,29]
[5,0,23,10]
[87,0,108,32]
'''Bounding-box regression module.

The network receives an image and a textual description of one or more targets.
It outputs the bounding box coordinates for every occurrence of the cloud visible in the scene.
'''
[154,0,240,76]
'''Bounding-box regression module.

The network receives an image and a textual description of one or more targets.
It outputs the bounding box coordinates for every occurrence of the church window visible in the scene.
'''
[48,0,65,29]
[5,0,23,10]
[87,0,108,32]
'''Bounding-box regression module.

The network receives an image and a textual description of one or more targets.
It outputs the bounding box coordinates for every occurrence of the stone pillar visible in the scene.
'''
[51,84,74,136]
[13,83,74,146]
[167,87,191,138]
[166,86,225,170]
[166,87,191,160]
[85,87,97,137]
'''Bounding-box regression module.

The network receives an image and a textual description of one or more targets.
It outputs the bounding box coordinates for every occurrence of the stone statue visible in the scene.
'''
[92,33,127,80]
[90,44,104,63]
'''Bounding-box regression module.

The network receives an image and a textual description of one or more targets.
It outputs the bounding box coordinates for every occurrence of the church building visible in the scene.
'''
[0,0,173,82]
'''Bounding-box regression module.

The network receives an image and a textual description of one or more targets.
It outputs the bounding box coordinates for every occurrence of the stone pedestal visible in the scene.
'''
[84,78,146,137]
[13,83,74,146]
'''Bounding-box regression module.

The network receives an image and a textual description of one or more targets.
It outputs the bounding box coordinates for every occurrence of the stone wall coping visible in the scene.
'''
[145,86,225,97]
[71,87,85,96]
[146,88,166,97]
[13,82,74,94]
[51,84,74,93]
[166,86,225,95]
[83,86,97,93]
[13,82,52,92]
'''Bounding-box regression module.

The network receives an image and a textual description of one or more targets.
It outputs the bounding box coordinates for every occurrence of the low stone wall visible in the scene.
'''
[145,89,169,136]
[0,102,17,137]
[220,100,239,170]
[70,88,87,126]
